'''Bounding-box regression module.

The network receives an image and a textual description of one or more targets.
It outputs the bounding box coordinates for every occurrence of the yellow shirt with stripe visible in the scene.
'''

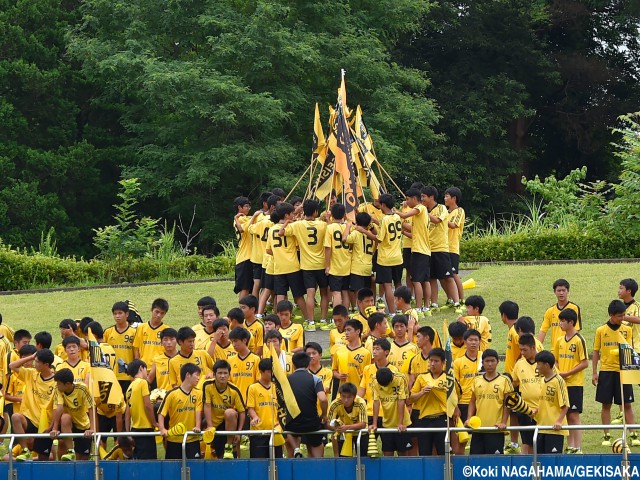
[447,207,465,255]
[16,367,56,426]
[409,203,431,255]
[593,322,632,372]
[471,373,513,428]
[168,350,213,389]
[454,353,482,404]
[193,323,213,351]
[451,342,466,361]
[245,319,265,355]
[536,374,569,436]
[104,324,137,381]
[266,223,300,275]
[60,359,90,384]
[248,211,266,265]
[333,345,372,388]
[427,204,449,252]
[133,322,171,367]
[257,218,275,270]
[372,371,411,428]
[202,380,246,426]
[553,333,587,387]
[152,352,176,391]
[284,219,327,271]
[400,205,413,249]
[407,352,430,378]
[5,370,24,412]
[159,386,202,443]
[345,229,374,276]
[376,214,403,266]
[280,323,305,353]
[324,222,352,276]
[126,377,154,429]
[228,352,261,398]
[511,358,543,409]
[623,300,640,352]
[504,328,545,375]
[358,203,383,224]
[246,381,278,430]
[234,215,252,264]
[460,316,492,351]
[55,383,95,430]
[329,329,348,354]
[327,395,367,426]
[211,342,236,362]
[310,365,333,416]
[540,302,582,348]
[388,341,419,373]
[359,363,399,418]
[411,371,447,418]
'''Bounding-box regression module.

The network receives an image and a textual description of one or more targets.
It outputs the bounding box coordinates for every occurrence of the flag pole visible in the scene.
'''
[619,344,630,480]
[285,163,312,202]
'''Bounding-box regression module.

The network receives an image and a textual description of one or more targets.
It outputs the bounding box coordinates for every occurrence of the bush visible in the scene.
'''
[461,226,638,262]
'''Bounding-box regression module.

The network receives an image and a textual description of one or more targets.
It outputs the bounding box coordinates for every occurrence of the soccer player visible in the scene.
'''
[158,363,203,459]
[208,319,234,361]
[619,278,640,352]
[34,331,63,369]
[396,187,432,312]
[333,319,371,388]
[54,319,80,361]
[421,186,460,308]
[226,308,257,353]
[286,352,328,458]
[265,202,309,321]
[265,330,292,374]
[344,212,376,310]
[247,358,282,459]
[281,199,329,329]
[239,295,265,356]
[453,329,482,425]
[370,367,411,456]
[448,321,467,360]
[553,309,587,454]
[102,436,135,460]
[50,368,96,461]
[407,326,438,389]
[533,351,569,454]
[458,295,492,350]
[500,300,520,375]
[257,209,278,316]
[125,359,158,459]
[410,348,448,455]
[8,349,56,461]
[228,327,260,398]
[133,298,170,366]
[193,298,218,346]
[444,187,465,302]
[147,328,178,392]
[510,334,542,454]
[202,360,246,459]
[388,315,418,372]
[168,327,213,389]
[350,288,376,338]
[59,336,90,385]
[324,203,352,308]
[306,342,332,406]
[276,300,305,353]
[465,350,513,454]
[592,300,638,446]
[104,301,136,393]
[247,192,272,297]
[329,305,349,355]
[538,279,582,347]
[394,286,420,342]
[233,196,253,300]
[327,382,367,457]
[4,330,31,417]
[364,313,390,353]
[374,194,404,314]
[195,304,219,350]
[358,338,397,424]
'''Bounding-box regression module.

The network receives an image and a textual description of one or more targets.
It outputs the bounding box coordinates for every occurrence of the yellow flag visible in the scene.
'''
[619,343,640,384]
[269,344,301,423]
[313,103,326,165]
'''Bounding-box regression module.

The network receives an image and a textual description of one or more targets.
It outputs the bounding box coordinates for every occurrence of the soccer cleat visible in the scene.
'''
[611,411,624,424]
[601,434,612,447]
[565,446,576,454]
[320,320,335,331]
[223,444,234,459]
[574,448,583,454]
[15,449,32,461]
[422,308,432,317]
[0,443,8,458]
[376,297,386,310]
[630,432,640,447]
[293,447,303,458]
[304,321,317,332]
[504,442,520,454]
[319,318,327,324]
[240,435,249,451]
[61,449,76,461]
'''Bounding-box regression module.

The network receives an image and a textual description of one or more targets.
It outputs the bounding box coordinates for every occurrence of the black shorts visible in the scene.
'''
[449,253,460,274]
[118,380,131,394]
[568,386,583,413]
[350,274,371,292]
[25,417,53,456]
[165,440,200,459]
[72,426,93,455]
[302,269,329,290]
[403,248,412,270]
[379,429,412,453]
[372,252,378,272]
[290,432,324,448]
[469,432,504,455]
[537,433,564,454]
[415,414,446,456]
[375,264,402,284]
[458,404,469,423]
[329,275,350,292]
[131,427,157,459]
[596,371,634,405]
[211,420,231,459]
[430,252,453,279]
[5,403,13,417]
[234,260,253,294]
[410,252,431,283]
[515,413,536,446]
[250,434,283,459]
[263,272,274,290]
[274,271,305,298]
[98,414,117,434]
[252,262,264,281]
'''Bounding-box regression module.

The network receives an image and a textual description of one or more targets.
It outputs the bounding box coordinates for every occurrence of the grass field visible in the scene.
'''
[2,261,640,455]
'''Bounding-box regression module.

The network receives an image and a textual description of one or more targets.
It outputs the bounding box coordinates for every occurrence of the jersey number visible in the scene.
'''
[362,236,374,255]
[387,220,403,241]
[271,230,288,248]
[333,229,349,249]
[306,227,318,245]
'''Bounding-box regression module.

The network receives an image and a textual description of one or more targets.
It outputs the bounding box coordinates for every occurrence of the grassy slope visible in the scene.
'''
[2,261,640,454]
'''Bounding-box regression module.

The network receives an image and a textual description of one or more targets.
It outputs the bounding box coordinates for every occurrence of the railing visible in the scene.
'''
[1,424,638,480]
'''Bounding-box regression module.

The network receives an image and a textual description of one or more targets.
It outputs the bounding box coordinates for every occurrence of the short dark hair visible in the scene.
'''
[180,362,201,381]
[372,338,391,352]
[331,203,346,220]
[59,319,77,331]
[292,352,310,369]
[355,212,371,227]
[357,288,374,302]
[344,319,363,335]
[79,317,94,333]
[264,314,281,326]
[54,368,74,384]
[276,202,294,218]
[62,336,81,348]
[234,196,250,208]
[303,199,320,217]
[405,187,421,200]
[391,315,408,328]
[227,307,245,324]
[160,328,178,339]
[14,329,31,343]
[260,191,272,204]
[379,193,394,209]
[239,295,259,311]
[498,301,519,320]
[465,295,485,313]
[375,367,393,386]
[518,333,536,348]
[304,342,323,355]
[19,344,36,357]
[202,304,220,316]
[265,330,283,343]
[35,331,53,349]
[267,195,279,209]
[609,299,627,315]
[552,278,570,291]
[417,326,435,343]
[367,312,387,333]
[445,187,462,203]
[272,188,286,199]
[558,309,578,325]
[332,305,349,317]
[514,316,535,335]
[197,296,217,307]
[421,186,438,198]
[276,300,294,313]
[87,321,104,338]
[229,327,251,343]
[213,359,231,373]
[535,350,555,368]
[428,347,446,361]
[128,359,147,377]
[152,298,169,312]
[482,349,499,361]
[394,286,412,304]
[463,329,481,341]
[338,382,357,396]
[177,327,196,342]
[448,321,467,338]
[36,348,54,366]
[620,278,638,296]
[258,358,273,372]
[212,319,230,332]
[112,301,129,313]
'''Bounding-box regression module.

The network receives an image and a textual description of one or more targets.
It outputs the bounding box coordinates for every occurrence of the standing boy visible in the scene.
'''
[104,301,136,393]
[444,187,465,302]
[233,196,253,299]
[133,298,171,367]
[533,351,569,454]
[538,279,582,347]
[370,367,411,456]
[324,203,352,308]
[246,358,282,458]
[374,194,404,314]
[125,359,158,459]
[458,295,492,351]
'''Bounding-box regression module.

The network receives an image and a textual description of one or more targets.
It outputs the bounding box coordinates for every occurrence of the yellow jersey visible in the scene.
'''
[411,371,447,418]
[168,350,213,389]
[266,223,300,275]
[234,215,252,264]
[284,219,327,271]
[504,327,545,375]
[280,323,305,352]
[248,211,267,265]
[329,329,347,354]
[60,359,90,385]
[126,377,154,429]
[202,381,246,426]
[460,316,492,351]
[511,357,543,409]
[409,204,431,255]
[99,342,117,371]
[211,342,236,362]
[359,363,399,418]
[427,203,449,252]
[133,322,171,367]
[310,365,333,415]
[593,322,632,371]
[324,222,352,276]
[327,396,367,426]
[453,353,482,404]
[372,371,411,428]
[16,367,56,425]
[159,386,202,443]
[536,374,569,436]
[447,207,465,255]
[553,333,587,387]
[97,397,125,419]
[401,205,413,249]
[55,383,94,430]
[471,373,513,428]
[376,214,403,266]
[345,229,374,276]
[103,324,136,381]
[257,218,275,269]
[540,302,582,348]
[623,300,640,351]
[245,319,265,355]
[193,323,213,350]
[246,381,278,430]
[388,341,419,373]
[332,345,372,387]
[228,352,261,398]
[152,352,176,391]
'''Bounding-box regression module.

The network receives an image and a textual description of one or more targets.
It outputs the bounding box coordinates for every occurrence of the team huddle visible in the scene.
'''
[0,185,639,461]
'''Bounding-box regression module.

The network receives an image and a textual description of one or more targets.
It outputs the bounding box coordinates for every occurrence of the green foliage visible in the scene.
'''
[34,227,59,258]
